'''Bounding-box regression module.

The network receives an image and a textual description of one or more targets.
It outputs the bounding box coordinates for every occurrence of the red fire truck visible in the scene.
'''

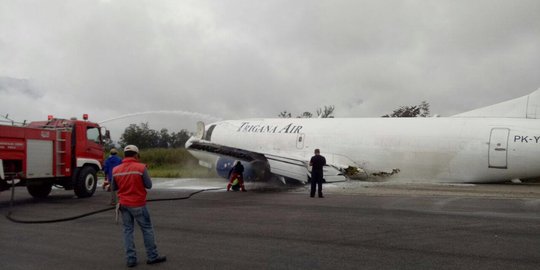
[0,115,109,198]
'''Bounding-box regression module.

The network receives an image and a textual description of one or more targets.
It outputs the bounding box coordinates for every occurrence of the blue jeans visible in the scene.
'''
[120,205,159,263]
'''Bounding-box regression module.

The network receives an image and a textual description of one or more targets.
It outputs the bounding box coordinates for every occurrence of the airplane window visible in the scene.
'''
[205,125,216,141]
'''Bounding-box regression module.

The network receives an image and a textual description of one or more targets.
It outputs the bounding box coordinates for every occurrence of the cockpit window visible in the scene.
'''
[205,125,216,141]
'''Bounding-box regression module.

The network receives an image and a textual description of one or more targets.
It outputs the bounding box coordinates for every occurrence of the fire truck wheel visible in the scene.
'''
[75,166,97,198]
[27,182,53,198]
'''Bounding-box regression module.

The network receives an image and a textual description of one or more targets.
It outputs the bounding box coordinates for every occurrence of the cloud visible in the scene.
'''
[0,0,539,138]
[0,76,42,98]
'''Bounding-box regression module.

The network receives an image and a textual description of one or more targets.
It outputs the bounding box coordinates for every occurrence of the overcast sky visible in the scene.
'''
[1,0,540,140]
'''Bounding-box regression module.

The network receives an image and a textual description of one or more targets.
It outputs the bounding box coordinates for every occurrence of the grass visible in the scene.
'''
[105,148,217,178]
[148,164,216,178]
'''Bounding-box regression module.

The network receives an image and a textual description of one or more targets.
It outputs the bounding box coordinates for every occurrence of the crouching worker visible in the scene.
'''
[227,161,246,192]
[111,145,166,268]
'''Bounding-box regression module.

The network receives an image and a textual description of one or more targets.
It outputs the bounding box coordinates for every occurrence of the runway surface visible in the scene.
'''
[2,178,540,270]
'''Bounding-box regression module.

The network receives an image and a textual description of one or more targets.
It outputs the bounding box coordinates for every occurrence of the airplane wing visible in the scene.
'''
[264,154,310,183]
[265,154,347,183]
[187,137,346,184]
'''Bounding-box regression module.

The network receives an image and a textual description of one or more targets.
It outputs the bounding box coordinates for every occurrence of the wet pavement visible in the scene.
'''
[1,178,540,270]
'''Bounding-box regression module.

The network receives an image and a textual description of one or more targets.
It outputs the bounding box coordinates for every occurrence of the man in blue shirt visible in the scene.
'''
[103,148,122,204]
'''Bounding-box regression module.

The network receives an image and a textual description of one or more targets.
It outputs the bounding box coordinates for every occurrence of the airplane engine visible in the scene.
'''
[215,156,270,182]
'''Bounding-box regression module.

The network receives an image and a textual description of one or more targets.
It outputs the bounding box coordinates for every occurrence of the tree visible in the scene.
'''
[278,111,292,118]
[316,105,335,118]
[158,128,171,148]
[170,129,191,148]
[278,105,335,118]
[119,123,160,149]
[418,101,430,117]
[382,101,430,118]
[119,123,193,149]
[119,123,143,148]
[299,112,313,118]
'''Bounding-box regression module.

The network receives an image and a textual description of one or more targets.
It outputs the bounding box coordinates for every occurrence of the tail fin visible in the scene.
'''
[453,88,540,119]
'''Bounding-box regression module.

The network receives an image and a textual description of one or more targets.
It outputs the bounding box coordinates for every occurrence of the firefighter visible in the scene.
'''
[103,148,122,204]
[227,161,246,192]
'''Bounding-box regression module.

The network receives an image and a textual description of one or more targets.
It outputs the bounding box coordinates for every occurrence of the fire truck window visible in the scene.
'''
[87,127,100,143]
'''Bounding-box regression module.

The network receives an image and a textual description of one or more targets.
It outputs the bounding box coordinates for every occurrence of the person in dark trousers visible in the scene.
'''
[309,148,326,198]
[227,160,246,192]
[103,148,122,205]
[111,145,166,268]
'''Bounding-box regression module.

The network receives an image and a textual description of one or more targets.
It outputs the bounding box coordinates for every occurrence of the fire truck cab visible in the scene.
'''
[0,115,109,198]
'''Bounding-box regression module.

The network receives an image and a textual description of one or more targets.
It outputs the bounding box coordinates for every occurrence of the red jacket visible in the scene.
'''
[112,157,150,207]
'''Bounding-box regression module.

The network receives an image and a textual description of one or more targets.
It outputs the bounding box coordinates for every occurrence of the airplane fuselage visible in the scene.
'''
[187,117,540,183]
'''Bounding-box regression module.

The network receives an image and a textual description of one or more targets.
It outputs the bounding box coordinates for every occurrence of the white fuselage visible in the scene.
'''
[193,117,540,183]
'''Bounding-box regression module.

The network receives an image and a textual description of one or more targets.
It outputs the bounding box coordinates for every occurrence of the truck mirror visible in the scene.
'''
[101,128,111,144]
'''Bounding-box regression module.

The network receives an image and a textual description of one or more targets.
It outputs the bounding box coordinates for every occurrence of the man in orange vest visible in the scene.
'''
[112,145,166,268]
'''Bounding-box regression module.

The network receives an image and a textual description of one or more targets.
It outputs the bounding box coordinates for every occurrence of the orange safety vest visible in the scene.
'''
[112,157,148,207]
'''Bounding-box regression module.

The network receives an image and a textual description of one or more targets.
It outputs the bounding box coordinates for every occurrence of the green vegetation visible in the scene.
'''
[118,123,190,149]
[109,122,216,178]
[278,105,335,118]
[381,101,430,117]
[140,148,217,178]
[107,148,217,178]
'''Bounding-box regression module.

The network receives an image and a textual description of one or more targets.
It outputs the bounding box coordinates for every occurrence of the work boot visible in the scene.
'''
[147,256,167,265]
[126,260,137,268]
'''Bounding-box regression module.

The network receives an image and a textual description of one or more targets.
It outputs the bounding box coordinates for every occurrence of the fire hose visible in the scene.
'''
[5,179,223,224]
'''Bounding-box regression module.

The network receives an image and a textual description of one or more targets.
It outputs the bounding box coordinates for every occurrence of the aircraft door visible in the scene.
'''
[296,133,305,149]
[488,128,509,169]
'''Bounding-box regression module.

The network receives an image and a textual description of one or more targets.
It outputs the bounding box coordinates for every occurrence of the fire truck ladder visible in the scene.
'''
[55,130,69,177]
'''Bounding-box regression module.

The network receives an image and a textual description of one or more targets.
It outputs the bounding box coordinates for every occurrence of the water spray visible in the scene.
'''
[98,110,222,124]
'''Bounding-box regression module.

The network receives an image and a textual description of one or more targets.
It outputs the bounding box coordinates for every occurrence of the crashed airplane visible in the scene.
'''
[186,88,540,184]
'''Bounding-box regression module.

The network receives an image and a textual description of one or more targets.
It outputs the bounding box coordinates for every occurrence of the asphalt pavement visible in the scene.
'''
[1,178,540,270]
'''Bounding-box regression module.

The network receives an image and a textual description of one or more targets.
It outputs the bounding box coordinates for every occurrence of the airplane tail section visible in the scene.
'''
[453,88,540,118]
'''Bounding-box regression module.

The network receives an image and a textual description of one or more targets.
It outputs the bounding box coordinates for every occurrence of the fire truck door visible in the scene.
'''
[81,126,104,161]
[75,126,103,163]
